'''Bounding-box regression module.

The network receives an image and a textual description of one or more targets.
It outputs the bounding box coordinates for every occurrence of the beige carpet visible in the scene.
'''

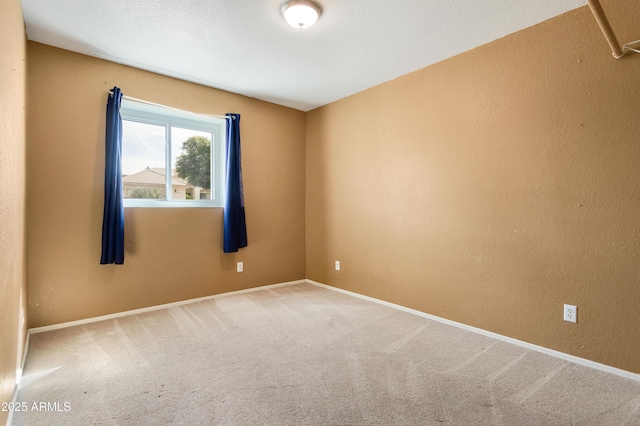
[11,283,640,425]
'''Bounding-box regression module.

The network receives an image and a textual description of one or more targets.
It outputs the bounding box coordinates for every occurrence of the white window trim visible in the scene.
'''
[120,99,226,208]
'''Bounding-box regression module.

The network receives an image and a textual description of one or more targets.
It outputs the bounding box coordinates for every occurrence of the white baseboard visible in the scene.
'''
[306,279,640,383]
[29,279,306,334]
[22,277,639,387]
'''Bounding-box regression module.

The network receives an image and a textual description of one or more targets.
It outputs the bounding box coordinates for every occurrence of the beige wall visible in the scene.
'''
[27,43,306,328]
[0,0,28,422]
[306,3,640,374]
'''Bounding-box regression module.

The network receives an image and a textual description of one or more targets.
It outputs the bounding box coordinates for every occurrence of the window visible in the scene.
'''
[120,99,225,208]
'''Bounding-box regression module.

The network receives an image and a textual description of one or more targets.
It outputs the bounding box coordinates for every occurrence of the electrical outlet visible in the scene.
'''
[237,262,243,273]
[335,260,340,271]
[563,304,577,323]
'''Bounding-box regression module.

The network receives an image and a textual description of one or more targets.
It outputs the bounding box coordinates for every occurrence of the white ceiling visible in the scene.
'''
[21,0,586,111]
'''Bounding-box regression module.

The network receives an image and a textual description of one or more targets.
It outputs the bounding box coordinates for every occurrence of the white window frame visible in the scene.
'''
[120,99,225,208]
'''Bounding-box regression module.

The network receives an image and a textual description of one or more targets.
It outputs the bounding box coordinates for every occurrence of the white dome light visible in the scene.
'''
[281,0,322,30]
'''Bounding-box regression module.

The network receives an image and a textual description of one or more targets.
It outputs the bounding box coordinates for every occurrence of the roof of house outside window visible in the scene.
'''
[122,167,188,186]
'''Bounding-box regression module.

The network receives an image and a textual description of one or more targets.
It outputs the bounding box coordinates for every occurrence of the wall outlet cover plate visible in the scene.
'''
[563,304,577,323]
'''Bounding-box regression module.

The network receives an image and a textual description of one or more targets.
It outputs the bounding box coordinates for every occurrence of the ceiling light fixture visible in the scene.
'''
[281,0,322,30]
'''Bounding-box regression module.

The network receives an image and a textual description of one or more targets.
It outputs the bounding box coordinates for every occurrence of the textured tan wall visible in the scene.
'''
[0,0,28,421]
[28,43,306,328]
[306,3,640,374]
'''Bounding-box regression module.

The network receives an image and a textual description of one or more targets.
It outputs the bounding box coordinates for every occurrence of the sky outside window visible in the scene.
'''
[122,120,165,176]
[122,121,212,177]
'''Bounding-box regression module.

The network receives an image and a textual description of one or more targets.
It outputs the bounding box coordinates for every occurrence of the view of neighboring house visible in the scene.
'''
[122,167,209,200]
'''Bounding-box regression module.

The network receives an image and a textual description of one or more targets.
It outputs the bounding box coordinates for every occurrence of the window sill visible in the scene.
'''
[124,200,222,208]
